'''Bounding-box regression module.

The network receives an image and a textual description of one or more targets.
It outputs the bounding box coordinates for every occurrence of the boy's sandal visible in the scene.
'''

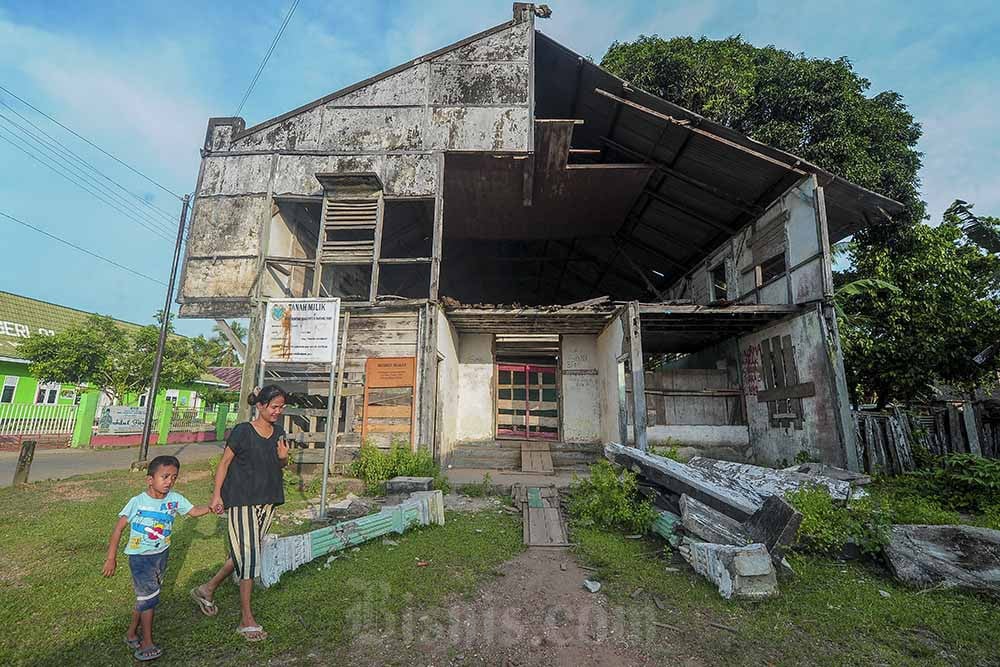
[236,625,267,642]
[133,645,163,661]
[190,587,218,617]
[124,636,142,650]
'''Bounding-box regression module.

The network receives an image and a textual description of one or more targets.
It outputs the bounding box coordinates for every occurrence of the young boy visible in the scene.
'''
[102,455,212,662]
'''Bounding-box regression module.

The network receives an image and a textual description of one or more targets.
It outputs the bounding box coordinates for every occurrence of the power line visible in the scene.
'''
[0,112,176,237]
[235,0,300,117]
[0,209,168,286]
[0,83,184,201]
[0,127,174,241]
[0,98,180,224]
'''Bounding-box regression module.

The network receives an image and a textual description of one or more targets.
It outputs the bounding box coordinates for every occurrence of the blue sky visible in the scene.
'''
[1,1,997,337]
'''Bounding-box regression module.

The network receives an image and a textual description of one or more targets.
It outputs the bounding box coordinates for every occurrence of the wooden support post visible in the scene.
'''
[13,440,36,486]
[328,313,351,471]
[430,153,445,301]
[626,301,648,452]
[239,301,265,423]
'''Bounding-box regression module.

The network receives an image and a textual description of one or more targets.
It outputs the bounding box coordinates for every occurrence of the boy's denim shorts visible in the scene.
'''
[128,550,169,612]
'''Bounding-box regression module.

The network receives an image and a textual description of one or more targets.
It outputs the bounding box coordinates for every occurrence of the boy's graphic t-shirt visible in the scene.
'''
[119,491,193,555]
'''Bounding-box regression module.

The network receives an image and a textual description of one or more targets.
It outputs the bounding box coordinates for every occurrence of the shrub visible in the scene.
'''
[459,473,492,497]
[567,460,657,534]
[906,453,1000,511]
[651,444,683,462]
[350,439,446,495]
[785,485,891,556]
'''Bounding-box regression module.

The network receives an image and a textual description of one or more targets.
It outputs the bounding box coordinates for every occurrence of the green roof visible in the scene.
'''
[0,291,226,387]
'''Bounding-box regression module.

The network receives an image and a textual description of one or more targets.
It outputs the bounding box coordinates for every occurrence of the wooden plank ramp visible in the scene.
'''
[513,484,569,546]
[520,441,555,474]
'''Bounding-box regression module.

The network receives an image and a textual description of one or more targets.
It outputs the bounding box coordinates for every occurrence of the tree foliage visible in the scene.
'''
[601,35,926,227]
[838,209,1000,405]
[20,314,205,404]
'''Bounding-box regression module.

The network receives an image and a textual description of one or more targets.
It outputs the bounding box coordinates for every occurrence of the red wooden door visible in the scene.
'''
[496,363,558,440]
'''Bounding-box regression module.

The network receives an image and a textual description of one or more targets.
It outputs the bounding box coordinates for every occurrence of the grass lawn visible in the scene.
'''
[573,527,1000,666]
[0,461,522,667]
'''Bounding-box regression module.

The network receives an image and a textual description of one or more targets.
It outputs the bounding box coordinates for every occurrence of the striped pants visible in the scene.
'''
[227,504,275,580]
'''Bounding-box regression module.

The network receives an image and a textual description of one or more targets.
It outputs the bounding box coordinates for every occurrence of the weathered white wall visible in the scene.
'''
[597,313,626,443]
[647,425,750,449]
[560,335,602,443]
[455,333,494,441]
[738,308,845,467]
[435,308,460,459]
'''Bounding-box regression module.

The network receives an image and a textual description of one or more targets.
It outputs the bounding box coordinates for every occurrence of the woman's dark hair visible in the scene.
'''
[247,384,289,406]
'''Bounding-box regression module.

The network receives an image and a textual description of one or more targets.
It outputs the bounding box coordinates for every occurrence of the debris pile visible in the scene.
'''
[605,443,870,599]
[884,524,1000,597]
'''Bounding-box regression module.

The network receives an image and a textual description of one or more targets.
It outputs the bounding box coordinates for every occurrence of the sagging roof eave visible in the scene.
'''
[231,18,520,142]
[535,31,905,222]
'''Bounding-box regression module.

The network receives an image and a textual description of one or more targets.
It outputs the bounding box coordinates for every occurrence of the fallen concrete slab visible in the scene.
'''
[782,462,872,486]
[605,443,759,520]
[685,456,860,503]
[259,490,445,587]
[679,541,779,599]
[744,495,803,561]
[679,494,750,546]
[884,524,1000,596]
[385,476,434,494]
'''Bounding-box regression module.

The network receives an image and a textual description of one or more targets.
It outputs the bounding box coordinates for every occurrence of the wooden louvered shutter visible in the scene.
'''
[320,199,378,264]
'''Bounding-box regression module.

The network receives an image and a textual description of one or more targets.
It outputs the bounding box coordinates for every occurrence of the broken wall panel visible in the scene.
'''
[738,307,846,467]
[560,335,602,443]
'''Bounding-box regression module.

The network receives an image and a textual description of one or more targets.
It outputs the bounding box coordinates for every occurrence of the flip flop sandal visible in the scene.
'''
[189,587,218,617]
[133,645,162,661]
[235,625,268,642]
[124,636,142,650]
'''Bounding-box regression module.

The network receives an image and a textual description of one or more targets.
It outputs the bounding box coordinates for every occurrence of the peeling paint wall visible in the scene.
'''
[435,308,460,459]
[180,19,533,316]
[560,335,602,443]
[666,176,829,307]
[597,313,626,443]
[738,308,845,467]
[455,333,494,441]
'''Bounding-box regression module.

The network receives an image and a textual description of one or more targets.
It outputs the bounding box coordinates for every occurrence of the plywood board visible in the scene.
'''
[520,441,554,474]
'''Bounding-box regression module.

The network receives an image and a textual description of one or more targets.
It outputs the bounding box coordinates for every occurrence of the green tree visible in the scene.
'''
[838,208,1000,406]
[19,315,205,404]
[600,35,925,227]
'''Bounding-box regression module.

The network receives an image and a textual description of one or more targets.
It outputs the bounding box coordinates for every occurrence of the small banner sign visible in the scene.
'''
[99,406,146,433]
[262,298,341,364]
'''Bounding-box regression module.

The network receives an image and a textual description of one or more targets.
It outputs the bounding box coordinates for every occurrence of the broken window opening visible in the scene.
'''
[380,199,434,259]
[710,262,728,301]
[319,264,372,302]
[376,263,431,300]
[758,253,786,286]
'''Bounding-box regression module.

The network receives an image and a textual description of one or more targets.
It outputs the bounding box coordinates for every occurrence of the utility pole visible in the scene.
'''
[134,194,191,470]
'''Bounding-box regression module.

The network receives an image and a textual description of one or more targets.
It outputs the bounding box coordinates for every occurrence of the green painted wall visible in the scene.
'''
[0,360,212,408]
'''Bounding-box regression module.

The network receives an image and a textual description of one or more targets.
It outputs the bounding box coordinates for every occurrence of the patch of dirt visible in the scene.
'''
[49,480,105,502]
[179,469,213,482]
[344,547,671,666]
[0,558,29,588]
[443,493,506,513]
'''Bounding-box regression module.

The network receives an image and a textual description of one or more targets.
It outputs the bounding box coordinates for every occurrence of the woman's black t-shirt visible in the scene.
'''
[221,422,285,508]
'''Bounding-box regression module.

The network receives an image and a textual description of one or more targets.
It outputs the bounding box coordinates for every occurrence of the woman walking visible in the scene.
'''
[190,385,289,642]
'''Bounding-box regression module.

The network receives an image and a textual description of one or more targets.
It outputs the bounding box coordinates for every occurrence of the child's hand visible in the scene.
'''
[210,494,225,515]
[102,557,116,577]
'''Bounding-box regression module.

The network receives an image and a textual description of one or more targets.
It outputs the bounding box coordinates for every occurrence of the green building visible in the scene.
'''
[0,290,226,412]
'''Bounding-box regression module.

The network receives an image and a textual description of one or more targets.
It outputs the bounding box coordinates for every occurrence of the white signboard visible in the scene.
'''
[261,298,340,363]
[99,406,146,433]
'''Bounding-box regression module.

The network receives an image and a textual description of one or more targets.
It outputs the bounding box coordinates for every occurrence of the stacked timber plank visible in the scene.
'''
[513,484,568,546]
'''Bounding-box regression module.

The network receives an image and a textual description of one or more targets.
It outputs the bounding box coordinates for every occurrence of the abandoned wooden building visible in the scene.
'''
[177,3,902,473]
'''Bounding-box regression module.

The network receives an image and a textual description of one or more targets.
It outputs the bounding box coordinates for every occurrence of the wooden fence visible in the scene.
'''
[855,401,1000,475]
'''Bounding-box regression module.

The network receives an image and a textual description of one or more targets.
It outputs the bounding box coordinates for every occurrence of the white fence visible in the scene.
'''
[0,403,79,436]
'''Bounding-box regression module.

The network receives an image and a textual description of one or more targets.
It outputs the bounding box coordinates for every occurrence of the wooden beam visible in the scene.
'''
[626,301,648,452]
[616,240,666,300]
[594,88,807,175]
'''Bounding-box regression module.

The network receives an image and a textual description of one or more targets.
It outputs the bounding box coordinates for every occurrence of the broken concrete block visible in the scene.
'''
[679,542,778,599]
[679,494,750,546]
[385,476,434,494]
[743,495,803,560]
[583,579,602,593]
[884,524,1000,596]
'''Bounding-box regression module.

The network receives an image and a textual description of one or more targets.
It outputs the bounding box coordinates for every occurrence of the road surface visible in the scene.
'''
[0,442,225,487]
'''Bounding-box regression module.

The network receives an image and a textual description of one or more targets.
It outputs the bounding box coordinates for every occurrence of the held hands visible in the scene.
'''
[102,556,116,577]
[210,494,225,515]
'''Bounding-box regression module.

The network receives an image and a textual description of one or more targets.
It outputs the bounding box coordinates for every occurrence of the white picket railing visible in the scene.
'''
[0,403,78,436]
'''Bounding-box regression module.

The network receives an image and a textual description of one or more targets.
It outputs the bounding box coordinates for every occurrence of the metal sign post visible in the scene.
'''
[257,297,341,518]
